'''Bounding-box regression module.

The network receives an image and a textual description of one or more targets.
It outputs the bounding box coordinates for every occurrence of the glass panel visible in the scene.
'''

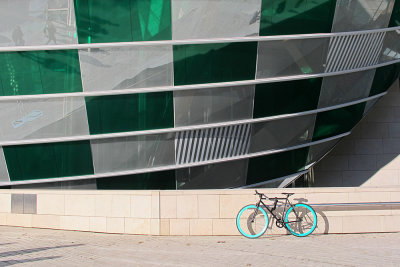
[249,115,316,153]
[96,171,175,190]
[174,85,254,126]
[363,98,380,115]
[0,97,89,141]
[90,133,175,173]
[74,0,172,43]
[85,92,174,134]
[318,70,375,108]
[176,159,248,189]
[171,0,261,39]
[256,38,329,79]
[389,0,400,26]
[79,46,173,92]
[369,64,400,96]
[12,179,97,189]
[306,139,339,165]
[260,0,336,36]
[312,102,366,141]
[0,50,83,96]
[173,42,258,85]
[246,147,309,185]
[0,147,10,183]
[0,0,78,46]
[253,78,322,118]
[379,30,400,64]
[331,0,395,32]
[3,141,94,181]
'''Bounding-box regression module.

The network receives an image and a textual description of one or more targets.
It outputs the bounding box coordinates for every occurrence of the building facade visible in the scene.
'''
[0,0,399,189]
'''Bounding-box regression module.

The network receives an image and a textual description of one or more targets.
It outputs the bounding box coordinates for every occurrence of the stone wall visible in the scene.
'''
[314,79,400,187]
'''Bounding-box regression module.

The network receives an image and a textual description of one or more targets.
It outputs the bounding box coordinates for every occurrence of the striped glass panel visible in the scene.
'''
[3,141,94,181]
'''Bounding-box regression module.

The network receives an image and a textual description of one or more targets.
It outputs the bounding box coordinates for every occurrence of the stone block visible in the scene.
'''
[198,195,219,219]
[151,219,160,235]
[37,194,64,215]
[353,139,383,155]
[348,155,377,171]
[125,218,151,235]
[89,217,107,232]
[131,195,151,218]
[177,195,198,219]
[60,216,90,231]
[169,219,190,235]
[32,215,60,229]
[6,214,32,227]
[160,219,170,236]
[383,139,400,154]
[110,195,130,218]
[219,194,259,219]
[342,215,383,233]
[190,219,213,235]
[212,219,239,236]
[65,195,96,216]
[107,217,125,233]
[151,191,160,218]
[95,195,113,217]
[0,194,11,213]
[160,195,177,219]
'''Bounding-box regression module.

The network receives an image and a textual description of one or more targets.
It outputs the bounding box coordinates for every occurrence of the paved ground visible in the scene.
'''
[0,227,398,266]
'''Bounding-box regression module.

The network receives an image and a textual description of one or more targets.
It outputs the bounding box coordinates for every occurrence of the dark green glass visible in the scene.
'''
[173,42,258,85]
[0,50,83,96]
[260,0,337,36]
[85,92,174,134]
[312,103,366,141]
[74,0,172,43]
[96,170,175,190]
[246,147,309,185]
[253,78,322,118]
[4,141,94,181]
[389,0,400,27]
[369,64,400,97]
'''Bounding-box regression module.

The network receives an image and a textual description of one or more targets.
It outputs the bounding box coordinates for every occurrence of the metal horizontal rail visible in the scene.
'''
[310,202,400,207]
[0,26,398,52]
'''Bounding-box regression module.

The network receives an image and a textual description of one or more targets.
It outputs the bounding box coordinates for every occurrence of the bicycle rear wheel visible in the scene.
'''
[236,205,268,238]
[284,203,317,237]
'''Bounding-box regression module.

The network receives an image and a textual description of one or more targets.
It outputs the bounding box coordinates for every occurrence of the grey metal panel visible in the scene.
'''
[249,115,316,153]
[331,0,395,32]
[11,194,23,214]
[0,97,89,142]
[326,32,385,72]
[176,158,249,189]
[79,45,173,92]
[307,139,339,165]
[91,133,175,174]
[379,30,400,63]
[0,0,78,47]
[256,38,329,79]
[176,124,251,164]
[363,98,380,115]
[23,194,37,214]
[171,0,262,40]
[318,69,376,108]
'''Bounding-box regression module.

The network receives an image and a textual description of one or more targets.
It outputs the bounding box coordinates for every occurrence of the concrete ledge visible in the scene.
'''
[1,187,400,235]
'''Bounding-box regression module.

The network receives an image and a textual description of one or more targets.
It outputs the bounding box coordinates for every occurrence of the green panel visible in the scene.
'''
[74,0,172,43]
[246,147,309,185]
[253,78,322,118]
[389,0,400,27]
[96,170,175,190]
[0,50,83,96]
[85,92,174,134]
[260,0,336,36]
[369,64,400,97]
[4,141,94,181]
[173,42,258,85]
[312,103,366,141]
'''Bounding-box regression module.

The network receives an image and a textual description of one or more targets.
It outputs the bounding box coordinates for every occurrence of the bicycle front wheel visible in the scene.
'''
[236,205,268,238]
[284,203,317,237]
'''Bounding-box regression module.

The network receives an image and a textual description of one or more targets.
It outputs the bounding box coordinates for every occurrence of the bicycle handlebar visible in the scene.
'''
[254,190,294,200]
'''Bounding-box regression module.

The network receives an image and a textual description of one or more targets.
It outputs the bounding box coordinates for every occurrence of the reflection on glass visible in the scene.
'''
[331,0,395,32]
[253,78,322,118]
[174,85,254,126]
[0,97,89,141]
[0,0,78,47]
[306,139,339,165]
[85,92,174,134]
[379,30,400,64]
[172,0,261,39]
[176,159,248,189]
[79,46,173,92]
[256,38,329,79]
[74,0,172,43]
[318,70,375,108]
[389,0,400,26]
[173,42,258,85]
[247,147,309,185]
[0,147,10,183]
[369,63,400,96]
[0,50,83,96]
[260,0,336,35]
[3,140,94,181]
[312,102,366,141]
[249,115,316,153]
[91,133,175,173]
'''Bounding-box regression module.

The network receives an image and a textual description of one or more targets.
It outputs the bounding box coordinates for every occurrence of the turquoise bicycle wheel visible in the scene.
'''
[236,205,268,238]
[284,203,317,237]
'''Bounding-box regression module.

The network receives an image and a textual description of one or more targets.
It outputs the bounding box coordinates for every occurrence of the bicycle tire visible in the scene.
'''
[284,203,317,237]
[236,205,268,238]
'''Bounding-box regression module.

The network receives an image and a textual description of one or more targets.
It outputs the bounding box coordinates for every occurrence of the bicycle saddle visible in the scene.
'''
[282,193,294,196]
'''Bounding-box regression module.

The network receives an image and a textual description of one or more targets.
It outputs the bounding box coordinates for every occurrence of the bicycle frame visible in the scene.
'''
[254,195,300,227]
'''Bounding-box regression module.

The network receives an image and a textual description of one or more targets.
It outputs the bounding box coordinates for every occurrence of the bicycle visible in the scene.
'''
[236,190,317,238]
